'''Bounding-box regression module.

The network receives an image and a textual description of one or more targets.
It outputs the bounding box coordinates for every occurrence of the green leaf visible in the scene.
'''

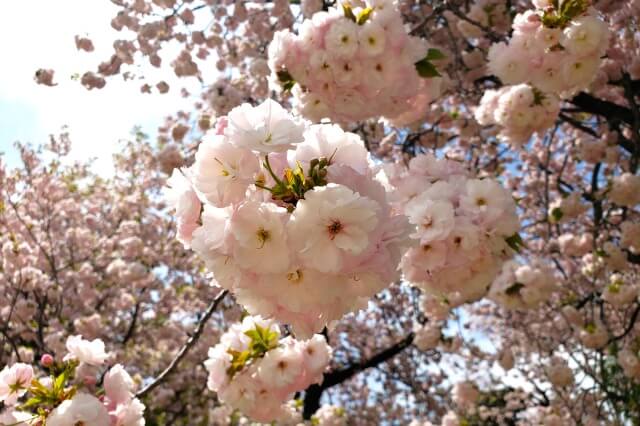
[53,371,67,394]
[276,69,293,83]
[356,7,373,25]
[550,207,563,221]
[28,379,51,398]
[542,0,588,28]
[505,233,525,253]
[244,324,279,357]
[532,87,547,106]
[282,80,295,92]
[414,49,444,78]
[414,59,440,78]
[607,282,621,294]
[226,349,251,377]
[541,10,565,28]
[243,329,260,342]
[19,396,44,410]
[425,48,446,61]
[276,70,296,92]
[559,0,588,20]
[505,282,525,296]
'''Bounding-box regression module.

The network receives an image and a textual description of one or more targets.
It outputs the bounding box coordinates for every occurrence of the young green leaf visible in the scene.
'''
[415,59,441,78]
[425,48,446,61]
[356,7,373,25]
[505,233,525,253]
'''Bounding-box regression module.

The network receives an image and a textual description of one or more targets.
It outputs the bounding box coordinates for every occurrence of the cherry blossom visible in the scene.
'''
[204,316,331,422]
[0,364,33,406]
[268,0,445,124]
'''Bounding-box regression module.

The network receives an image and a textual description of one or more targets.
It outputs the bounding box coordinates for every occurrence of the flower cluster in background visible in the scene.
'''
[0,335,144,426]
[268,0,444,124]
[487,0,609,97]
[385,153,520,305]
[475,84,560,146]
[488,260,557,310]
[204,316,331,423]
[476,0,609,146]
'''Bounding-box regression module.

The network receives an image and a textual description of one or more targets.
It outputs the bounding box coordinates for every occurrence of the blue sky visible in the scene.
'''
[0,0,200,173]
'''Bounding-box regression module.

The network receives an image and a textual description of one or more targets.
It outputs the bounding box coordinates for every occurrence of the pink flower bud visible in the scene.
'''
[41,353,54,367]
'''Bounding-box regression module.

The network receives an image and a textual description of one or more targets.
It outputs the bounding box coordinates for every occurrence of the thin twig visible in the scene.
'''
[136,288,228,398]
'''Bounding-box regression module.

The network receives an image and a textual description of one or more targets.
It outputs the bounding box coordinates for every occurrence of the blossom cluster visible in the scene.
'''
[488,260,557,310]
[545,356,574,388]
[618,347,640,380]
[547,192,588,224]
[601,273,638,307]
[384,153,520,305]
[487,1,609,97]
[474,84,560,146]
[268,0,444,124]
[451,381,480,410]
[313,404,348,426]
[413,322,442,352]
[204,316,331,423]
[166,99,409,337]
[455,0,510,40]
[610,172,640,207]
[0,335,144,426]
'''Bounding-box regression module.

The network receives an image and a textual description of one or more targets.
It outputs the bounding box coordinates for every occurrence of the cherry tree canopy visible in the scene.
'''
[2,0,640,424]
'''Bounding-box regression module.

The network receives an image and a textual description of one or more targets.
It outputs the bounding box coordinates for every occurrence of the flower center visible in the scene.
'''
[256,227,270,247]
[327,220,343,239]
[214,157,230,176]
[287,269,303,284]
[422,216,433,229]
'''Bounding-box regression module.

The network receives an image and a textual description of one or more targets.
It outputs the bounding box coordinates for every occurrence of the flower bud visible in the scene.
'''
[41,353,54,367]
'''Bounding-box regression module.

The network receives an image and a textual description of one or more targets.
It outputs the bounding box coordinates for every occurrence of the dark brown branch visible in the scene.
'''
[569,92,633,126]
[607,303,640,344]
[627,250,640,264]
[136,289,228,398]
[303,332,415,419]
[558,113,598,137]
[121,302,142,345]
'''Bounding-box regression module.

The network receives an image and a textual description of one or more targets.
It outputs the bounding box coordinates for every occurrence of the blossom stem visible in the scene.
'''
[262,154,283,186]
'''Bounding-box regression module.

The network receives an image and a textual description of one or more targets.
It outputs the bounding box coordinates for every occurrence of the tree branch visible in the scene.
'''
[121,301,142,345]
[607,303,640,344]
[558,113,598,137]
[303,332,415,419]
[136,289,228,398]
[569,92,633,126]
